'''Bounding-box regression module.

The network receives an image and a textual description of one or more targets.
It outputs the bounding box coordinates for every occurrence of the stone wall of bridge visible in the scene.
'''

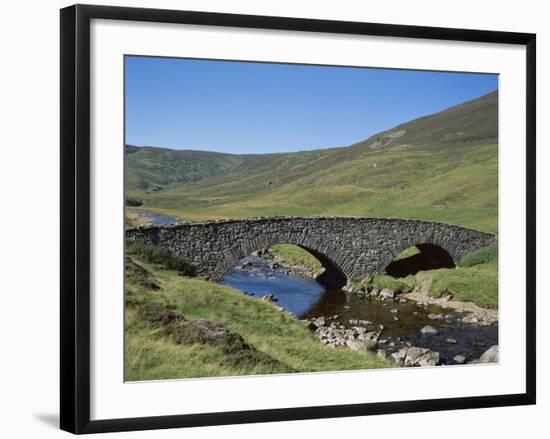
[126,217,497,284]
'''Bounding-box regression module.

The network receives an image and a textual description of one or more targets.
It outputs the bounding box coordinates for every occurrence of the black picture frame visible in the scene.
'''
[60,4,536,434]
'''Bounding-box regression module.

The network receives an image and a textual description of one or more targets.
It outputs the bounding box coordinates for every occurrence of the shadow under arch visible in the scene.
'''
[212,237,348,290]
[298,245,348,289]
[385,243,456,278]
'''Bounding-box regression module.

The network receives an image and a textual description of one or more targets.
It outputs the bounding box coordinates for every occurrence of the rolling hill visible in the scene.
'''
[125,90,498,233]
[125,145,251,192]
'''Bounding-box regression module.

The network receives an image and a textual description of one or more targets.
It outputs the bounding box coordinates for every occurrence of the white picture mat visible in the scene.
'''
[89,19,527,421]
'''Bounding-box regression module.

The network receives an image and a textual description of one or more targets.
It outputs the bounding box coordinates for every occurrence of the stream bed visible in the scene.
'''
[221,256,498,365]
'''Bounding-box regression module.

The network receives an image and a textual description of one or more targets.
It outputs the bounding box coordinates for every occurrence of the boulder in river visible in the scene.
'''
[346,339,377,352]
[349,319,372,326]
[445,314,458,323]
[420,325,439,335]
[479,345,499,363]
[391,346,439,367]
[453,354,466,364]
[313,316,326,327]
[379,288,395,300]
[440,289,454,301]
[357,331,379,343]
[428,313,444,320]
[307,321,318,331]
[376,349,387,359]
[260,293,277,302]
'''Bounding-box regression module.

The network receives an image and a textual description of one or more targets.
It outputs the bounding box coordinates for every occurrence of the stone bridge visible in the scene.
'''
[126,217,497,288]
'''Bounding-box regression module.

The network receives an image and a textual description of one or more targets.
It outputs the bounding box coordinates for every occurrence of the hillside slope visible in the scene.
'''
[125,90,498,232]
[125,145,252,192]
[348,90,497,152]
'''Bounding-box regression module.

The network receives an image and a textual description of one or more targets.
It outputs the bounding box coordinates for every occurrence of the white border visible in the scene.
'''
[90,19,526,420]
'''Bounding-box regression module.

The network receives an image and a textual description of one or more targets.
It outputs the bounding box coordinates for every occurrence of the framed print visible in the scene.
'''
[60,4,536,434]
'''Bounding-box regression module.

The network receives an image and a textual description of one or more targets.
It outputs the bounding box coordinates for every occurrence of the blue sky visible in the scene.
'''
[125,56,498,154]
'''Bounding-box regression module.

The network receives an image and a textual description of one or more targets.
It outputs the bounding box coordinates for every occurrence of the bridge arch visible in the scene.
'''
[384,243,455,278]
[377,232,463,276]
[210,233,348,289]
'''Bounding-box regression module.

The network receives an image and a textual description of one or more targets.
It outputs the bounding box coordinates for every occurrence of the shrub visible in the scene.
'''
[125,198,143,207]
[126,239,196,276]
[458,244,498,268]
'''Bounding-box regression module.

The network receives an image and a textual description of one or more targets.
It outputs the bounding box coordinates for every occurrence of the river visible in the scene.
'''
[132,210,180,225]
[221,256,498,365]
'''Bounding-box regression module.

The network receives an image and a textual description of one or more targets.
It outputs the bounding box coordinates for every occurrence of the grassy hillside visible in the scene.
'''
[125,254,393,380]
[125,145,251,192]
[125,91,498,233]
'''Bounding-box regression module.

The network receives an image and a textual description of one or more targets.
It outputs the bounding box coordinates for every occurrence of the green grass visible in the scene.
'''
[125,212,139,228]
[427,260,498,308]
[394,246,420,261]
[360,242,498,309]
[126,239,195,276]
[269,244,323,273]
[363,263,498,309]
[125,145,247,193]
[125,256,394,381]
[422,244,498,308]
[368,274,415,292]
[366,244,498,308]
[459,244,498,267]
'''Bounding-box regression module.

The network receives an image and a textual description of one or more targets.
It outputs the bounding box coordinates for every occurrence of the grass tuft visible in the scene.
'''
[368,274,415,293]
[458,244,498,267]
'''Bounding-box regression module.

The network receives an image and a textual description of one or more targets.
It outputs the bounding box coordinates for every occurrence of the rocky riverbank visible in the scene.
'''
[302,279,498,366]
[345,274,498,327]
[402,288,498,326]
[225,252,498,368]
[305,312,498,367]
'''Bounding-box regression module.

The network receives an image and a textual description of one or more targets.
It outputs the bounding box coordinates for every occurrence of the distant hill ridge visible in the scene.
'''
[127,90,497,154]
[348,90,497,152]
[126,90,497,191]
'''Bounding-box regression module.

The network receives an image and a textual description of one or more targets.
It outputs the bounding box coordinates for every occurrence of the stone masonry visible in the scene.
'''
[126,217,497,285]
